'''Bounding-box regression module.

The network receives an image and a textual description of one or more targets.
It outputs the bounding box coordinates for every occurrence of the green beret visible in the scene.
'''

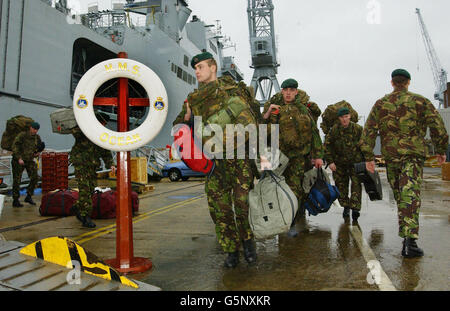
[31,122,40,130]
[191,52,214,69]
[337,107,350,117]
[281,78,298,89]
[391,69,411,80]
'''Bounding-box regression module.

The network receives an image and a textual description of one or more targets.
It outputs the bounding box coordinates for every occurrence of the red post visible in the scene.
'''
[104,52,152,274]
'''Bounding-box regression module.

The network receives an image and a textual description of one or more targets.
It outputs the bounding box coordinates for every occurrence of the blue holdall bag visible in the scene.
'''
[303,168,340,216]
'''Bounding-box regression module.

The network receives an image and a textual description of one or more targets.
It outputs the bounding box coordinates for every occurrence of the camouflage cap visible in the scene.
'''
[337,107,350,117]
[391,69,411,80]
[31,122,40,130]
[281,78,298,89]
[191,52,214,69]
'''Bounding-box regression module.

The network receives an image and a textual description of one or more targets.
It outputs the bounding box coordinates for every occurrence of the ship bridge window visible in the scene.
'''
[184,55,189,67]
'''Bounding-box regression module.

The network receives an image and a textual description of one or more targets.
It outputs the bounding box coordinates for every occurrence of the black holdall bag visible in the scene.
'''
[354,162,383,201]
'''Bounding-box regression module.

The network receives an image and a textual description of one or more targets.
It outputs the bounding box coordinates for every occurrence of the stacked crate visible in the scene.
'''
[41,152,68,193]
[55,153,68,190]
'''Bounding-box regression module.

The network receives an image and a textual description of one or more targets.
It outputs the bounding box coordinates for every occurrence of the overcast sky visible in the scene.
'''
[72,0,450,122]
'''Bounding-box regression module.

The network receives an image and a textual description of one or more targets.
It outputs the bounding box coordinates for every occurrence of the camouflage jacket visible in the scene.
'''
[173,76,258,157]
[69,127,113,169]
[266,89,321,123]
[263,91,324,159]
[12,131,41,161]
[324,121,363,165]
[360,88,449,162]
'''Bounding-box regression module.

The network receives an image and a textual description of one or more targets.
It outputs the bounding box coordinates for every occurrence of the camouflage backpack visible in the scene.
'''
[320,100,359,135]
[1,115,34,151]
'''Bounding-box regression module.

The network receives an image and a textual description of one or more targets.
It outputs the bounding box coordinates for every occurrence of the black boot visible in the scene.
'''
[12,199,23,207]
[24,195,36,205]
[81,215,96,228]
[224,251,239,268]
[352,210,360,222]
[402,238,424,258]
[343,207,350,219]
[243,239,257,264]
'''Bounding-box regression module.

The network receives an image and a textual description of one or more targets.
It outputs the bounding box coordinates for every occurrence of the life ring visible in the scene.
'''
[73,58,168,152]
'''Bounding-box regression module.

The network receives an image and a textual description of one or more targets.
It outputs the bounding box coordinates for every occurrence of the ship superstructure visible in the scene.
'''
[0,0,244,150]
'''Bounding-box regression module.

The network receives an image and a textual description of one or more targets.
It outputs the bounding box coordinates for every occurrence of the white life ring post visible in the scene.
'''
[73,58,168,152]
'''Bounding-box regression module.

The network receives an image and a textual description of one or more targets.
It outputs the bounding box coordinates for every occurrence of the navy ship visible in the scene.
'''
[0,0,244,151]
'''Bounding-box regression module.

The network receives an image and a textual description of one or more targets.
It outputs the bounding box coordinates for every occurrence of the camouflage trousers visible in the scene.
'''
[205,158,254,253]
[332,164,362,211]
[12,158,38,200]
[386,159,424,239]
[284,155,312,212]
[74,164,97,217]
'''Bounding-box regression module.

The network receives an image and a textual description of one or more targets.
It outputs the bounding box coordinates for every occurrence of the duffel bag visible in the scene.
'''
[249,171,298,240]
[91,190,139,219]
[303,169,340,216]
[39,190,79,216]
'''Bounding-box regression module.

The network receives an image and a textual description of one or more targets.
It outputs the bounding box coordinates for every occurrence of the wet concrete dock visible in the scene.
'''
[0,167,449,291]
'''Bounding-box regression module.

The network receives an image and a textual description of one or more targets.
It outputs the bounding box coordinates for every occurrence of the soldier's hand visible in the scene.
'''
[437,154,447,166]
[329,163,337,171]
[366,161,375,174]
[269,104,281,113]
[18,159,24,166]
[184,101,192,122]
[111,166,116,175]
[314,158,323,169]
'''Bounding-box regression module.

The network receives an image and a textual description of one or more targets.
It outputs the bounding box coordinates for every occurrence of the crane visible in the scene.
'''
[247,0,280,106]
[416,8,448,109]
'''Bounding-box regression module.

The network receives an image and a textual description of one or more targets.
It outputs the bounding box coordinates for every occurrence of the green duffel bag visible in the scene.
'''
[249,171,298,240]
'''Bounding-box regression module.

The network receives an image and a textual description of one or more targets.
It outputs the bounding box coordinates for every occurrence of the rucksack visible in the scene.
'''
[249,171,298,239]
[303,169,340,216]
[320,100,359,135]
[1,115,34,151]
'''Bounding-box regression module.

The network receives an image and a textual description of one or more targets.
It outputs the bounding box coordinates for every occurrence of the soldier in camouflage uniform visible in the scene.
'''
[324,107,363,222]
[173,52,258,268]
[360,69,449,258]
[11,122,42,207]
[262,79,324,235]
[70,113,115,228]
[265,86,321,123]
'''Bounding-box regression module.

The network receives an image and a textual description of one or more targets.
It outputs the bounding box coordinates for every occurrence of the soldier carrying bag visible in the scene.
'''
[249,171,298,240]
